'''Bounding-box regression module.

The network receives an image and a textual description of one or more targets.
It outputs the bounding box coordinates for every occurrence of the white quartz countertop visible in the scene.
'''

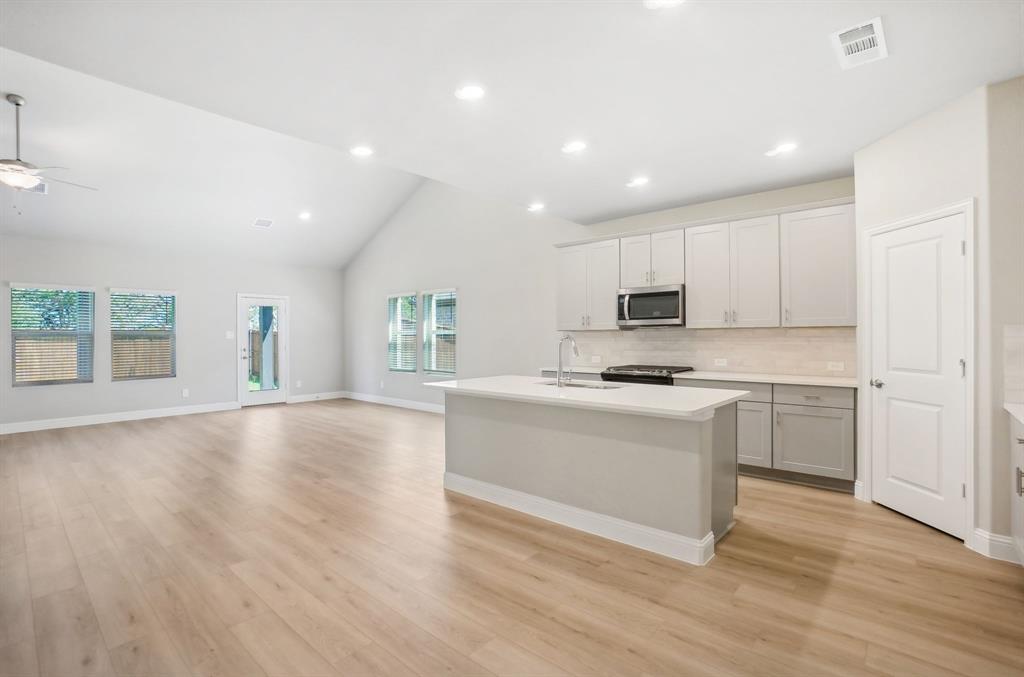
[540,366,857,388]
[1006,403,1024,426]
[425,375,749,421]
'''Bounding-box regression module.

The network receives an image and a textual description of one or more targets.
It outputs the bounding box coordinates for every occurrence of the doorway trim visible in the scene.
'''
[236,293,290,406]
[856,199,975,544]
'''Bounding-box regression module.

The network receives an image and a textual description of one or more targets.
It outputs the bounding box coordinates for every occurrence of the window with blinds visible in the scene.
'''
[11,287,95,386]
[388,294,417,372]
[111,291,176,381]
[423,290,456,374]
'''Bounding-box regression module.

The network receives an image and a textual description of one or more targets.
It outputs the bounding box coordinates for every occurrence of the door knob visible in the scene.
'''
[870,378,885,388]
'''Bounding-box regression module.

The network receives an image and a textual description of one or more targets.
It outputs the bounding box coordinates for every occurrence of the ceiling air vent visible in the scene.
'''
[253,218,273,229]
[832,17,888,70]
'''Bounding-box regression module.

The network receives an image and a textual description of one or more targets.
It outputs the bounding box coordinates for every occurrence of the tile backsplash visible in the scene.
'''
[569,327,857,377]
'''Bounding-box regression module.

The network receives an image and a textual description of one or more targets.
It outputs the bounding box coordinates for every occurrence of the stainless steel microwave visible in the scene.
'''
[617,284,685,328]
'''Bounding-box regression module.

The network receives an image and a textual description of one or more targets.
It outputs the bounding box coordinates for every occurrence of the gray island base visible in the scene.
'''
[426,375,747,565]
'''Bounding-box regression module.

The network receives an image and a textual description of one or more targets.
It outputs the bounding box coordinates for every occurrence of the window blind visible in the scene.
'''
[388,294,417,372]
[111,291,176,380]
[11,287,95,386]
[423,290,456,374]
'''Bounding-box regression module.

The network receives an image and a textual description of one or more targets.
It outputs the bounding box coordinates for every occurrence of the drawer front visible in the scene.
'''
[677,379,772,403]
[737,401,772,468]
[773,384,854,409]
[773,404,855,480]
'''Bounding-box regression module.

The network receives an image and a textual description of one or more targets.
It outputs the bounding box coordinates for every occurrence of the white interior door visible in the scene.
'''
[619,234,651,288]
[869,213,966,538]
[238,295,288,406]
[684,223,731,328]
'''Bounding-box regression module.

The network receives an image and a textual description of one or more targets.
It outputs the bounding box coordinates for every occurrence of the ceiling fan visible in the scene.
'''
[1,93,98,193]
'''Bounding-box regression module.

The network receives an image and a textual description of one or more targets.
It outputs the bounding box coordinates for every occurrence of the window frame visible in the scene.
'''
[10,282,96,387]
[387,292,419,373]
[421,288,457,375]
[109,287,178,382]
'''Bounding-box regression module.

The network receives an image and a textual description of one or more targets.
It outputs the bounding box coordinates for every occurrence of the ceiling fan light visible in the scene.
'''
[0,171,42,190]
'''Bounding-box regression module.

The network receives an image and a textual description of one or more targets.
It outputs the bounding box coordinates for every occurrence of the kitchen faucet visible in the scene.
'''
[556,334,579,387]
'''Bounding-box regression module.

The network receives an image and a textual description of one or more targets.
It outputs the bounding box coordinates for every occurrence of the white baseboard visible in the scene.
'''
[344,391,445,414]
[286,391,347,404]
[0,401,241,435]
[966,528,1021,565]
[444,472,715,566]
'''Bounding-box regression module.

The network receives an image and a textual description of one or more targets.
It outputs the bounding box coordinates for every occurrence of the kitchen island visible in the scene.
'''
[425,375,748,565]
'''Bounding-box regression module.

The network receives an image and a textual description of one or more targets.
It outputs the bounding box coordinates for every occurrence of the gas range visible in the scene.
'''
[600,364,694,386]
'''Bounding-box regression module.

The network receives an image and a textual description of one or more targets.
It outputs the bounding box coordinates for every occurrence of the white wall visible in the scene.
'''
[586,177,854,236]
[343,181,589,407]
[0,235,345,426]
[854,76,1024,540]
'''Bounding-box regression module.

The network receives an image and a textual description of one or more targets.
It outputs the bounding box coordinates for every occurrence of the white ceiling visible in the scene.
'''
[0,49,423,267]
[1,1,1022,236]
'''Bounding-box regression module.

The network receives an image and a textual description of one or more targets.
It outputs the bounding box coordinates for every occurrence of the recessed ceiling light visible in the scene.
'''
[643,0,685,8]
[454,84,486,101]
[527,202,545,212]
[764,142,798,157]
[350,145,374,157]
[298,211,311,221]
[561,140,587,154]
[626,176,650,188]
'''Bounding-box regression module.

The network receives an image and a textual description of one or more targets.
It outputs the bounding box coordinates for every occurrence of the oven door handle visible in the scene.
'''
[623,294,630,321]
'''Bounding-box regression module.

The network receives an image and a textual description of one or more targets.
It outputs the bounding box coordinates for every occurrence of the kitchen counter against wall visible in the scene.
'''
[541,366,857,389]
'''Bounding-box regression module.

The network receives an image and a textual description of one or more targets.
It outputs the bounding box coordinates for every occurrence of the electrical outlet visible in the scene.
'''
[590,355,602,364]
[296,379,303,388]
[225,330,234,340]
[714,358,728,367]
[181,388,189,399]
[827,361,845,372]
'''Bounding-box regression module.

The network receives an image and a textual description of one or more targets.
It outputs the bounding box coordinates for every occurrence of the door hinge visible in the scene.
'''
[961,240,966,255]
[959,358,966,377]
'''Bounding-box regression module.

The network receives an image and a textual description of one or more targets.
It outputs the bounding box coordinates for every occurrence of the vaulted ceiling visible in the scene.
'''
[1,1,1021,263]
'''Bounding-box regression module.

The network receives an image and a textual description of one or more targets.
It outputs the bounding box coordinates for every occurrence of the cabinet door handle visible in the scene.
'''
[723,310,728,324]
[785,308,790,324]
[732,310,737,323]
[1017,466,1023,497]
[652,270,657,283]
[776,410,782,425]
[581,315,586,327]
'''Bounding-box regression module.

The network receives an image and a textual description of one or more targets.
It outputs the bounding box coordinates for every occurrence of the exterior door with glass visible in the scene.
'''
[238,295,287,406]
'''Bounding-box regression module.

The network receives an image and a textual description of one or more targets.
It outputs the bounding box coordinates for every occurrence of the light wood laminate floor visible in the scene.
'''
[1,400,1022,677]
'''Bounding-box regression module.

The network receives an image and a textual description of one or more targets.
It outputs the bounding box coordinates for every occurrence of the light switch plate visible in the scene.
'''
[181,388,189,399]
[714,358,728,367]
[296,379,303,388]
[827,361,845,372]
[590,355,602,364]
[225,330,234,340]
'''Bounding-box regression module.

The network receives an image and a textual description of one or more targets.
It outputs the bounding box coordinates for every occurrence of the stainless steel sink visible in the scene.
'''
[538,380,622,390]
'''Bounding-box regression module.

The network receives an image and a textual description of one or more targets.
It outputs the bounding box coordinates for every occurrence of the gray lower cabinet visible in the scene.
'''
[772,404,855,480]
[736,401,772,468]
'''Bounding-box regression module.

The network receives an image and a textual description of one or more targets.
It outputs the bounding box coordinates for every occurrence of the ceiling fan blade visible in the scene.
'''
[46,176,99,191]
[36,166,70,172]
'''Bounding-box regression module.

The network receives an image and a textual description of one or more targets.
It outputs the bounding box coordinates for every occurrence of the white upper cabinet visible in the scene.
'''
[556,245,589,331]
[729,215,780,328]
[619,234,652,288]
[587,239,621,330]
[684,223,732,328]
[556,239,620,331]
[780,204,856,326]
[650,229,685,285]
